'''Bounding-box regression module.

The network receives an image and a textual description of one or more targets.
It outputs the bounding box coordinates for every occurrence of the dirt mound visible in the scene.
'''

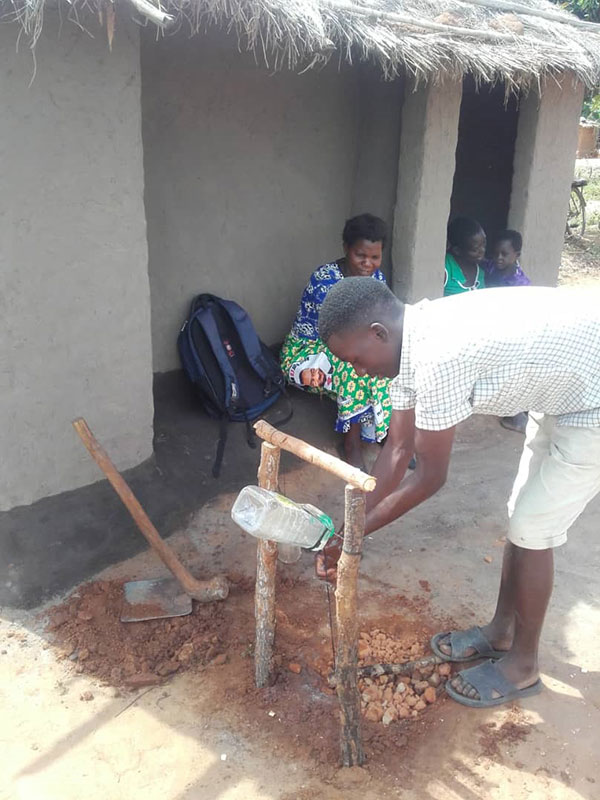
[46,578,230,687]
[40,571,460,780]
[357,628,451,725]
[44,572,452,776]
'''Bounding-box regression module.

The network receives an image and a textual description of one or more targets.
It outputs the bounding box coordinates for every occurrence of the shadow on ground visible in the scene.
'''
[0,371,337,608]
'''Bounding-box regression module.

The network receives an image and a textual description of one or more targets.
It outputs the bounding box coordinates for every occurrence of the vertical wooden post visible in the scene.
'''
[254,441,281,688]
[335,484,366,766]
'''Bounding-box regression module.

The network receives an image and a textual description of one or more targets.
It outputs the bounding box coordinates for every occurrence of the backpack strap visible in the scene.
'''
[244,416,257,449]
[218,298,281,384]
[192,305,240,410]
[277,387,294,427]
[212,416,229,478]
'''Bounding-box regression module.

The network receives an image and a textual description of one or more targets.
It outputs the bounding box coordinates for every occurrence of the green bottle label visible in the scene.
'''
[309,511,335,551]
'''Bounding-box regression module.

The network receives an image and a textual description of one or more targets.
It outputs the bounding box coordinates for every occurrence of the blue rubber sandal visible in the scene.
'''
[430,626,508,663]
[445,659,543,708]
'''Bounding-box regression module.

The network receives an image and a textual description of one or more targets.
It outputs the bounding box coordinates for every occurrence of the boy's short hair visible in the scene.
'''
[495,229,523,252]
[447,216,484,250]
[319,277,402,342]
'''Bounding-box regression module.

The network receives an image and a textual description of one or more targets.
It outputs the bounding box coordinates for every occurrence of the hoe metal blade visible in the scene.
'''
[121,578,192,622]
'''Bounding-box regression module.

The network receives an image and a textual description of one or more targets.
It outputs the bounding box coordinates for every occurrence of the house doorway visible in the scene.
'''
[450,77,520,249]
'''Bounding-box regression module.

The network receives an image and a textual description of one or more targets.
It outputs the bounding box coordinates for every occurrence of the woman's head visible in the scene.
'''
[447,216,486,268]
[342,214,387,277]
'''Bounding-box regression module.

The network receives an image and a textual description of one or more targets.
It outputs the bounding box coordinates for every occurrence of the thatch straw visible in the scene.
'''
[4,0,600,88]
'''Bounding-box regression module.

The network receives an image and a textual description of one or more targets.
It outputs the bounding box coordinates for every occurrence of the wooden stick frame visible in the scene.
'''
[253,420,374,766]
[255,441,281,688]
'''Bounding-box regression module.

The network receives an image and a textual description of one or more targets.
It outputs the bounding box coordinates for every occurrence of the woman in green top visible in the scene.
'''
[444,216,487,296]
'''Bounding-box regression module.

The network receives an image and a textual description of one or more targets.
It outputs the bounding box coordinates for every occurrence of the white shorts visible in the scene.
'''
[508,412,600,550]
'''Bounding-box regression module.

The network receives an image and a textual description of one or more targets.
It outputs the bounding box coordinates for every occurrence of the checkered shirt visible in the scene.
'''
[390,287,600,430]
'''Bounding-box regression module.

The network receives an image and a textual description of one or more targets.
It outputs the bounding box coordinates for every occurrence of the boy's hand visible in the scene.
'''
[315,535,343,583]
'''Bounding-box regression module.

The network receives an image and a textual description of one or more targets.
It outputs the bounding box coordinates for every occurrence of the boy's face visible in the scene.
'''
[300,367,326,388]
[327,324,400,380]
[493,239,520,271]
[452,231,486,267]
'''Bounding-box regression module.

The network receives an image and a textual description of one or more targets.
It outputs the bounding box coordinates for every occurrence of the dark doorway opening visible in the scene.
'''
[450,77,520,251]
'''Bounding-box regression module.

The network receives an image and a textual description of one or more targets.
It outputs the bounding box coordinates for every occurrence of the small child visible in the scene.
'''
[484,229,530,434]
[484,229,531,287]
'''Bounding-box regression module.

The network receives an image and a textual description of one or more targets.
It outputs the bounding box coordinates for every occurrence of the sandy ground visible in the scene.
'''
[3,253,600,800]
[559,230,600,288]
[3,410,600,800]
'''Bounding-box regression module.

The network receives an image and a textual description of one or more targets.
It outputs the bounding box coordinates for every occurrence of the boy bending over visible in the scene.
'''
[316,278,600,709]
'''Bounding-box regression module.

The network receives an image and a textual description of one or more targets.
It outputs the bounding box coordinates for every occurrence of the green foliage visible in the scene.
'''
[550,0,600,22]
[582,94,600,122]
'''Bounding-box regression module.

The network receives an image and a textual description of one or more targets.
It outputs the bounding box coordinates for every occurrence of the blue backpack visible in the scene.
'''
[178,294,290,477]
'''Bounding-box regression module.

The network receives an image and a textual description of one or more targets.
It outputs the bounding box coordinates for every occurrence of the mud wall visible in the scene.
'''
[0,15,153,511]
[141,30,403,372]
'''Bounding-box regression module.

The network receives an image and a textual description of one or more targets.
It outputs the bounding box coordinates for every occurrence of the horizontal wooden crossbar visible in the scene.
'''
[254,420,376,492]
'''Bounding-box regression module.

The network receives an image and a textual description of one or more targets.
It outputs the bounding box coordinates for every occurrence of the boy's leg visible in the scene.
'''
[437,413,551,659]
[475,541,519,649]
[436,542,517,658]
[449,416,600,701]
[451,545,553,699]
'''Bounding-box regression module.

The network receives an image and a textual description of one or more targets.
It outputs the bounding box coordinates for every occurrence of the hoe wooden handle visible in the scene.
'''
[72,417,228,602]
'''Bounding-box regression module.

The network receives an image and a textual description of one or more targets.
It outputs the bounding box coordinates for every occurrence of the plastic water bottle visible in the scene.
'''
[231,486,335,563]
[277,543,303,565]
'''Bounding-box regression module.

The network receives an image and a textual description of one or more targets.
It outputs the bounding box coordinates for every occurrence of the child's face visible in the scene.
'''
[300,368,326,388]
[493,239,520,271]
[453,231,486,267]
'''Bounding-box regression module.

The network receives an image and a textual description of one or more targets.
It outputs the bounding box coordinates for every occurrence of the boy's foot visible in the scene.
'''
[432,625,512,661]
[446,656,542,707]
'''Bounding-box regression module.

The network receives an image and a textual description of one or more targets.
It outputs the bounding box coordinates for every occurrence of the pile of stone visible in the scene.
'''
[357,629,451,725]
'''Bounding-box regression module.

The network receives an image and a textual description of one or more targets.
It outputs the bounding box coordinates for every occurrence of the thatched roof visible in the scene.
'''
[7,0,600,89]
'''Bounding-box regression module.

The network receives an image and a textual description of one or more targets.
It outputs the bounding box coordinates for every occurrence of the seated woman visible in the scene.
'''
[444,216,487,295]
[280,214,392,470]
